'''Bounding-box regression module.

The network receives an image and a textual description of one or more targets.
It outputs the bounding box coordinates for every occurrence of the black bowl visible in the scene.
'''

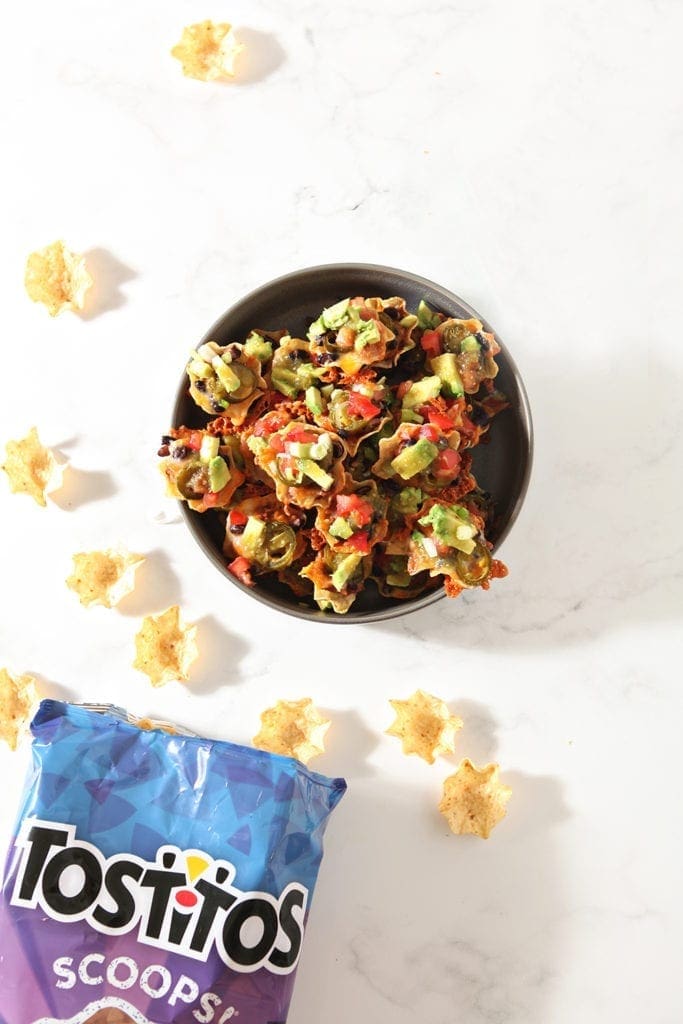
[172,263,533,623]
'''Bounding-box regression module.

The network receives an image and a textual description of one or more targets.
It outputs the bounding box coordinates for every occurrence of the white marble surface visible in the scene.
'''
[1,0,682,1021]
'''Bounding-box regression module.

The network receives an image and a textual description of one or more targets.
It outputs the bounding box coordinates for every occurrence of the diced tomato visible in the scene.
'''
[434,448,461,476]
[184,430,204,451]
[420,330,442,357]
[351,503,373,527]
[201,482,235,508]
[336,494,374,525]
[286,427,318,444]
[228,509,247,528]
[269,433,286,453]
[419,424,440,443]
[276,454,299,478]
[344,531,371,555]
[347,391,381,420]
[420,406,454,431]
[227,556,254,586]
[253,411,289,437]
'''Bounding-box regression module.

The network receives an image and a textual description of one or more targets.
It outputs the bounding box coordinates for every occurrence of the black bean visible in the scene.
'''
[469,405,489,426]
[227,344,242,360]
[172,445,190,460]
[287,350,300,362]
[229,522,246,535]
[383,306,400,320]
[317,353,335,365]
[157,445,170,457]
[194,379,207,391]
[475,331,490,351]
[161,434,172,445]
[211,399,223,412]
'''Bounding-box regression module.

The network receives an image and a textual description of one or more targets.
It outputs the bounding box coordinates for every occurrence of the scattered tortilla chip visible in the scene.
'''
[387,689,463,764]
[66,549,144,608]
[2,427,63,507]
[0,668,38,751]
[439,759,512,839]
[24,240,93,316]
[133,606,198,687]
[136,717,180,736]
[253,698,330,765]
[171,20,244,81]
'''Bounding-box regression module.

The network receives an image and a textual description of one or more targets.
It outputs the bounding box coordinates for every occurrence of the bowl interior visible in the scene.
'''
[172,264,532,623]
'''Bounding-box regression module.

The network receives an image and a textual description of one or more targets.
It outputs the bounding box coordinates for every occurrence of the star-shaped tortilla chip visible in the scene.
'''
[133,606,198,687]
[171,20,244,81]
[0,668,38,751]
[387,689,463,764]
[253,698,330,765]
[67,549,144,608]
[439,759,512,839]
[24,240,93,316]
[2,427,64,506]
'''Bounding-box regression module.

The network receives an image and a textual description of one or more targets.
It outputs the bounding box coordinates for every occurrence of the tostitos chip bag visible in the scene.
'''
[0,700,346,1023]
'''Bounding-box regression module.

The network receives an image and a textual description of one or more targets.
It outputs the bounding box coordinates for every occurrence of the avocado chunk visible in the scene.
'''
[300,459,334,490]
[460,334,481,354]
[246,435,267,456]
[331,553,362,592]
[244,332,273,362]
[208,456,231,493]
[200,435,220,462]
[308,298,352,339]
[212,357,241,393]
[329,516,354,540]
[287,441,316,458]
[390,438,438,480]
[273,359,321,398]
[241,516,266,556]
[402,376,442,410]
[393,487,423,515]
[321,298,351,329]
[418,504,477,553]
[417,299,440,329]
[189,358,212,378]
[430,353,464,398]
[305,386,323,415]
[400,314,418,328]
[400,408,424,424]
[271,365,300,398]
[355,318,381,350]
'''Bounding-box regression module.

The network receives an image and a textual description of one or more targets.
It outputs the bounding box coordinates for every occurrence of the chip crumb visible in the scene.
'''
[253,698,330,765]
[171,20,244,81]
[0,668,38,751]
[2,427,64,507]
[439,758,512,839]
[24,240,93,316]
[386,689,463,764]
[67,549,144,608]
[133,606,198,687]
[137,717,180,736]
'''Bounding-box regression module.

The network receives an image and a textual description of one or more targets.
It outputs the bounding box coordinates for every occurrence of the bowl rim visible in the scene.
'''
[172,262,534,624]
